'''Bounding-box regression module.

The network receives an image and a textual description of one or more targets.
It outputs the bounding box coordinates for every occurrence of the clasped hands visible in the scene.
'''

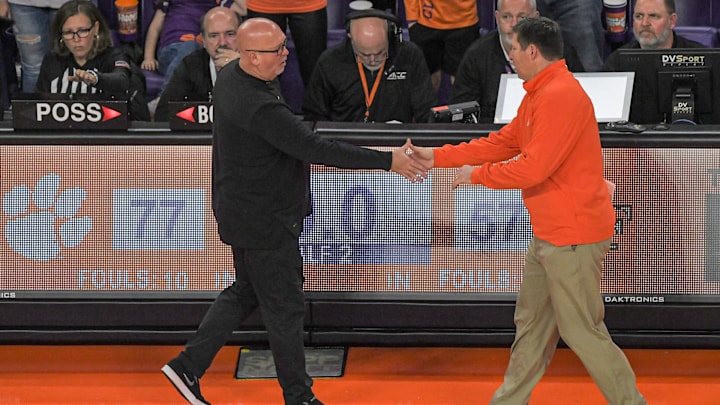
[392,139,473,188]
[390,139,430,183]
[69,69,98,85]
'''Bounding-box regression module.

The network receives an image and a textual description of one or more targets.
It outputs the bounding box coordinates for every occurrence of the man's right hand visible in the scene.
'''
[391,139,430,183]
[407,143,435,169]
[214,48,240,71]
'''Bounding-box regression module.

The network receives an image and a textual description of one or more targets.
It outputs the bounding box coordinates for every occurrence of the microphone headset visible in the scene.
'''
[345,8,403,44]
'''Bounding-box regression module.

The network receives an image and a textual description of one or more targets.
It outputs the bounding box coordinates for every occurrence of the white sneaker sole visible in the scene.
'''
[161,364,209,405]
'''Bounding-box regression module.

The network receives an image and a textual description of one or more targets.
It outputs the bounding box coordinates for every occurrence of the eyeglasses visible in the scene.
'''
[61,27,93,41]
[353,48,388,64]
[244,38,288,56]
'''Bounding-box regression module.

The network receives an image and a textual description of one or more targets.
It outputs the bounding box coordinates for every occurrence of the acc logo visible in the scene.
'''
[35,102,122,122]
[2,173,92,261]
[386,71,407,80]
[176,105,213,124]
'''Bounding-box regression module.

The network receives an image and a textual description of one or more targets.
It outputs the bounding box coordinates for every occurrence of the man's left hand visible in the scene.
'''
[453,165,474,189]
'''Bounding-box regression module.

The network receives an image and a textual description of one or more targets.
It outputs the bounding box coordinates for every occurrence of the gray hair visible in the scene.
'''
[496,0,537,11]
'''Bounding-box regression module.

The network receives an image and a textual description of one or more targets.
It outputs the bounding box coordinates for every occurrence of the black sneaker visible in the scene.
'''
[300,395,324,405]
[161,357,211,405]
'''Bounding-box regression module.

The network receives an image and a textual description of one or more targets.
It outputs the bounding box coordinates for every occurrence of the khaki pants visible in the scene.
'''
[490,238,647,405]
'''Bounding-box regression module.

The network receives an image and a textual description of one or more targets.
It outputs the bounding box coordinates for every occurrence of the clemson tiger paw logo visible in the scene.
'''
[3,173,92,261]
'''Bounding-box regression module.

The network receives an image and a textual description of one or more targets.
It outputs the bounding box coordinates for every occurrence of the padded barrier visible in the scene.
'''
[673,26,720,48]
[674,0,717,27]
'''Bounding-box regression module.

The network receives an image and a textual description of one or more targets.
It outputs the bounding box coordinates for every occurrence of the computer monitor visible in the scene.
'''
[614,48,720,125]
[494,72,635,124]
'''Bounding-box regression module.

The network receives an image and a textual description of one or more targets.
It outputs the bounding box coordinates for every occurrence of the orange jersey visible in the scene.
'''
[246,0,326,14]
[403,0,478,29]
[433,60,615,246]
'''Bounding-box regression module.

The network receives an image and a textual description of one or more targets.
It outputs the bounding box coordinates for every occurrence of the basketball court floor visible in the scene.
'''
[2,345,719,404]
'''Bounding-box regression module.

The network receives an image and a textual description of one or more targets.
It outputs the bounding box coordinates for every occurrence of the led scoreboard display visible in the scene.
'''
[299,172,432,265]
[2,144,720,302]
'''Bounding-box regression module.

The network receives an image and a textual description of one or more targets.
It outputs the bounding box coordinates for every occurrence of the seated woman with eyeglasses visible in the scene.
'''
[35,0,149,120]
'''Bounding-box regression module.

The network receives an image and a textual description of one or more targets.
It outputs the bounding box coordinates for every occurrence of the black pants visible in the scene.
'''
[181,234,312,404]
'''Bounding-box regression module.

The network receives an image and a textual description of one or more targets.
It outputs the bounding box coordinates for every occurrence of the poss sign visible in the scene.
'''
[12,99,128,130]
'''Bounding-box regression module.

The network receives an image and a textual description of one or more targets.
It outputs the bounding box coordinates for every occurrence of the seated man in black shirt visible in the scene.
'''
[154,6,241,121]
[303,9,436,123]
[602,0,704,70]
[602,0,705,124]
[450,0,584,123]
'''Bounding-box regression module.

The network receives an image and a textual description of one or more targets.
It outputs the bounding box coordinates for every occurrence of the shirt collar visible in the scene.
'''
[522,59,568,93]
[210,58,217,85]
[498,34,515,72]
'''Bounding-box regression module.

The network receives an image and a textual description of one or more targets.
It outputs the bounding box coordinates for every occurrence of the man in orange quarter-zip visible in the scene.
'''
[409,17,647,405]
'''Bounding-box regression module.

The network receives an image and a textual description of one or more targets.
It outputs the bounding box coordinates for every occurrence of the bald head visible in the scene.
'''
[348,17,389,71]
[237,18,282,50]
[202,6,240,37]
[348,17,389,50]
[237,17,288,81]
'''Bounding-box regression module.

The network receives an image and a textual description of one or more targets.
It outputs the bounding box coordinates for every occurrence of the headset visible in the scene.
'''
[345,9,403,44]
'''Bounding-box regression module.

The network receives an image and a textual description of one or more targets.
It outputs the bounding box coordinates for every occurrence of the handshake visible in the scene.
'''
[391,139,434,183]
[391,139,475,189]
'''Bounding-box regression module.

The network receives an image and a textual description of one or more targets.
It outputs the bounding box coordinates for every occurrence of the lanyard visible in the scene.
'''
[357,59,385,122]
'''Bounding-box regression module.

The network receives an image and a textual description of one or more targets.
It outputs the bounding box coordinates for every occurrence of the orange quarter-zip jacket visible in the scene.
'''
[433,60,615,246]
